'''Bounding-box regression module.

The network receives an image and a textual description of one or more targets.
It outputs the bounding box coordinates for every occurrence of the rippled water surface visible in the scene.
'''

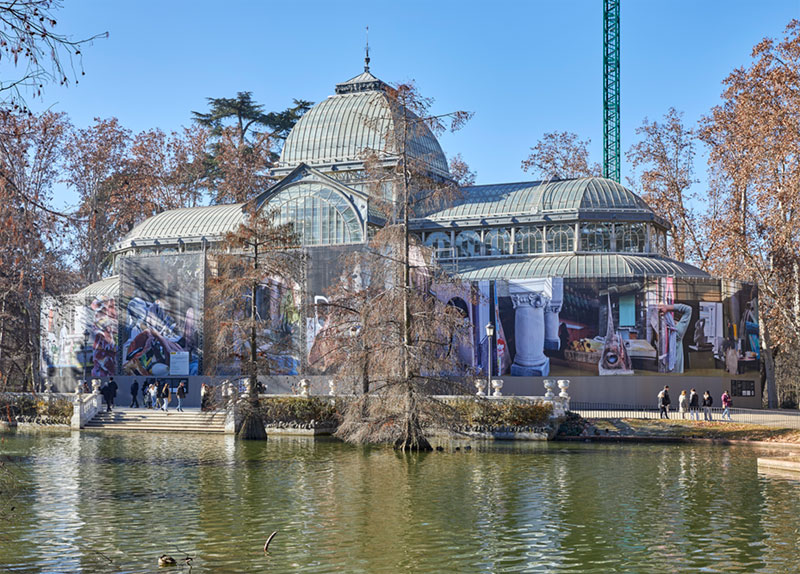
[2,430,800,573]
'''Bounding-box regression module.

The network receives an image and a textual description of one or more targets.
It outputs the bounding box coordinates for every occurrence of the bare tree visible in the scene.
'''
[521,131,601,179]
[326,82,473,451]
[0,110,74,391]
[206,206,305,440]
[0,0,107,112]
[626,108,716,266]
[700,20,800,407]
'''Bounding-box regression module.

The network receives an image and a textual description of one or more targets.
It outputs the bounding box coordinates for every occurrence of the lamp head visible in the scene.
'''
[485,323,494,337]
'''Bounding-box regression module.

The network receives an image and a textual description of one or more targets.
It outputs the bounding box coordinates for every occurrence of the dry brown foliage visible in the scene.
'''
[521,131,602,180]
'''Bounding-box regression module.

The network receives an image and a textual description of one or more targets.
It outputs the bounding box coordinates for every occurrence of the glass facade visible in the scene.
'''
[580,223,613,252]
[455,230,481,258]
[484,229,511,255]
[620,223,646,253]
[515,226,543,255]
[270,184,363,246]
[547,224,574,253]
[425,231,453,257]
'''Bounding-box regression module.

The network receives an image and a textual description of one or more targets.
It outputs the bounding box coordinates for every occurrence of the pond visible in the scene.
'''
[1,430,799,573]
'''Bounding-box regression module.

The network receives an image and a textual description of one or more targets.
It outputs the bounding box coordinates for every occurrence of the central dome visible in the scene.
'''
[278,70,450,176]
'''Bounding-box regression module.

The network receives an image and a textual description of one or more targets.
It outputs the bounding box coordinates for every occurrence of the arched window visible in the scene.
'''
[425,232,453,258]
[268,184,363,246]
[620,223,645,253]
[655,229,667,255]
[547,224,574,253]
[455,230,481,258]
[484,229,511,255]
[580,223,612,252]
[515,226,543,254]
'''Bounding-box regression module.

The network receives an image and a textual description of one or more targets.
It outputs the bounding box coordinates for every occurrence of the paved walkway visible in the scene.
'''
[571,407,800,429]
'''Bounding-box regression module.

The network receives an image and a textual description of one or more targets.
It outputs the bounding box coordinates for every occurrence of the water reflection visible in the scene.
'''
[1,432,799,573]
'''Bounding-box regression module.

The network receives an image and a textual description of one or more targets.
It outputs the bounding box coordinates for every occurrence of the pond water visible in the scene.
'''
[1,430,799,573]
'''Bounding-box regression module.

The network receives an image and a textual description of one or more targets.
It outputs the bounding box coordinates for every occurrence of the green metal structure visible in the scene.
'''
[603,0,620,183]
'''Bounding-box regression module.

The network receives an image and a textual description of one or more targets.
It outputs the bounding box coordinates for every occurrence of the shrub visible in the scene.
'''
[258,396,341,425]
[448,398,553,429]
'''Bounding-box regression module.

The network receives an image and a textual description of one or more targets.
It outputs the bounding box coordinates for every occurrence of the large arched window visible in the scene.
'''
[455,230,481,258]
[425,232,453,258]
[580,223,612,252]
[515,226,543,254]
[620,223,646,253]
[269,184,363,245]
[484,229,511,255]
[547,224,574,253]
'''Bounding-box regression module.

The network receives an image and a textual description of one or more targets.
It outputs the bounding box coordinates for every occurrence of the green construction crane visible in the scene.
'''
[603,0,620,183]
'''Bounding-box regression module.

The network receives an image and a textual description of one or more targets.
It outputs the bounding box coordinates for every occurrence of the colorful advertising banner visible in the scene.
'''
[119,254,204,377]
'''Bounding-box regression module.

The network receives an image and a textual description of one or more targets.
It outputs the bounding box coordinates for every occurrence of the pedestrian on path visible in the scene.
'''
[101,381,112,412]
[130,379,140,408]
[702,390,713,421]
[721,390,733,421]
[658,385,671,419]
[107,378,118,410]
[148,383,158,409]
[689,389,699,420]
[176,382,186,412]
[161,381,171,412]
[679,390,688,419]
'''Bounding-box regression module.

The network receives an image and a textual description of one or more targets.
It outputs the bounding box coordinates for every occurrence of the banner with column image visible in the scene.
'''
[474,277,759,378]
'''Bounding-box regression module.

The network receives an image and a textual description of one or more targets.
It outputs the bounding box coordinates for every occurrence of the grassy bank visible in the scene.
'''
[557,412,800,444]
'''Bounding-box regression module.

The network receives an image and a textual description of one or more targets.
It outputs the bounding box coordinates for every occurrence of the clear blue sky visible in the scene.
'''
[27,0,799,208]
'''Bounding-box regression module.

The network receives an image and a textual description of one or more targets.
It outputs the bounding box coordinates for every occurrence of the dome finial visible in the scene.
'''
[364,26,370,72]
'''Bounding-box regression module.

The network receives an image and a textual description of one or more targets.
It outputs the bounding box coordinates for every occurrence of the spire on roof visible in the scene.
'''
[364,26,370,72]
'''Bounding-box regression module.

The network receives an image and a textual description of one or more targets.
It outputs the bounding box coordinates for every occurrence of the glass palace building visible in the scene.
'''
[41,68,763,407]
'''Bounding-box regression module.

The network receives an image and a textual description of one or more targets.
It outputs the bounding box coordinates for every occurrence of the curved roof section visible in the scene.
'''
[279,71,449,176]
[115,204,245,249]
[453,253,710,281]
[76,275,120,298]
[420,177,658,222]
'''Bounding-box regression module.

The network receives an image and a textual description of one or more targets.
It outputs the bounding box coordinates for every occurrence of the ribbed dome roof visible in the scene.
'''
[279,71,449,176]
[422,177,655,221]
[115,203,245,249]
[454,253,710,281]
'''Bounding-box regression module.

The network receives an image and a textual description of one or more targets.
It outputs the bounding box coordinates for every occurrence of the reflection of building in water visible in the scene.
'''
[50,64,759,398]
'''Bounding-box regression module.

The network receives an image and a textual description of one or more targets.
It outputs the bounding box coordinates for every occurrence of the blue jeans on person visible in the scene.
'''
[722,406,731,421]
[177,396,182,411]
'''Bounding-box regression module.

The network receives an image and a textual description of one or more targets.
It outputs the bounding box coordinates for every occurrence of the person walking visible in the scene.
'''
[658,385,671,419]
[678,390,688,419]
[721,390,733,421]
[689,389,699,421]
[141,379,149,408]
[149,383,158,409]
[176,382,186,412]
[702,390,714,421]
[161,381,171,412]
[100,381,112,412]
[130,379,140,408]
[107,378,118,410]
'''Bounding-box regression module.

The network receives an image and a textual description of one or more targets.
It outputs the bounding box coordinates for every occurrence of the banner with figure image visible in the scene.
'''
[119,254,204,377]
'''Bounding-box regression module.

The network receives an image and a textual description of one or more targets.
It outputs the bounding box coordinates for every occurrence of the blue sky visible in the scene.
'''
[25,0,799,207]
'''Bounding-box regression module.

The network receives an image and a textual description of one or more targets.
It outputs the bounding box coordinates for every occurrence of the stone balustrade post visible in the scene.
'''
[510,292,550,376]
[299,379,310,398]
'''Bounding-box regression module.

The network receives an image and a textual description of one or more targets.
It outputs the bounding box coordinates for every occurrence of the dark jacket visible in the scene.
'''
[177,385,186,398]
[661,390,671,406]
[108,380,118,398]
[131,381,139,396]
[689,392,699,407]
[702,394,713,407]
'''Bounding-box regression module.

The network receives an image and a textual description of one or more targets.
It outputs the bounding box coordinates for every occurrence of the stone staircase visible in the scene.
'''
[84,408,227,433]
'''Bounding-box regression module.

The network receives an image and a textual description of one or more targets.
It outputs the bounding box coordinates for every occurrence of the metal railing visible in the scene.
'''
[569,402,800,429]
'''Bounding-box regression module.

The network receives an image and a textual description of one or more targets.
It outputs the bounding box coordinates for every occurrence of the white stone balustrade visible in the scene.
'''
[71,380,103,429]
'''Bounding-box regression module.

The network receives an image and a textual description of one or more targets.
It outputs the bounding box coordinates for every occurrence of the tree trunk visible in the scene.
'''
[761,319,778,408]
[238,246,266,440]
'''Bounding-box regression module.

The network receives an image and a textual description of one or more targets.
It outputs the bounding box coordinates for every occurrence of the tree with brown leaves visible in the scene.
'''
[329,82,473,451]
[700,20,800,407]
[521,131,601,180]
[626,108,717,266]
[206,206,305,440]
[0,110,74,391]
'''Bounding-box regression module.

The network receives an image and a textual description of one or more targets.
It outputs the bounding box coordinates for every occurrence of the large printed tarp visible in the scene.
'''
[472,276,759,378]
[119,254,204,377]
[40,293,118,391]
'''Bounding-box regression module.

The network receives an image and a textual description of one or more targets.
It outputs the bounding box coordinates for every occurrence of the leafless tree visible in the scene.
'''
[521,131,601,179]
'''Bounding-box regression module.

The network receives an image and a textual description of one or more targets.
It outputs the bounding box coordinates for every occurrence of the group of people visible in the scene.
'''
[657,386,733,421]
[129,379,187,412]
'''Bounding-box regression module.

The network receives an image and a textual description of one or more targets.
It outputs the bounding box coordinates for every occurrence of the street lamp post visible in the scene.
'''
[485,323,494,397]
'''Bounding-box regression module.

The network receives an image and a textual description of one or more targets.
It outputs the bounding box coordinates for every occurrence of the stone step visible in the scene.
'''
[85,408,226,433]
